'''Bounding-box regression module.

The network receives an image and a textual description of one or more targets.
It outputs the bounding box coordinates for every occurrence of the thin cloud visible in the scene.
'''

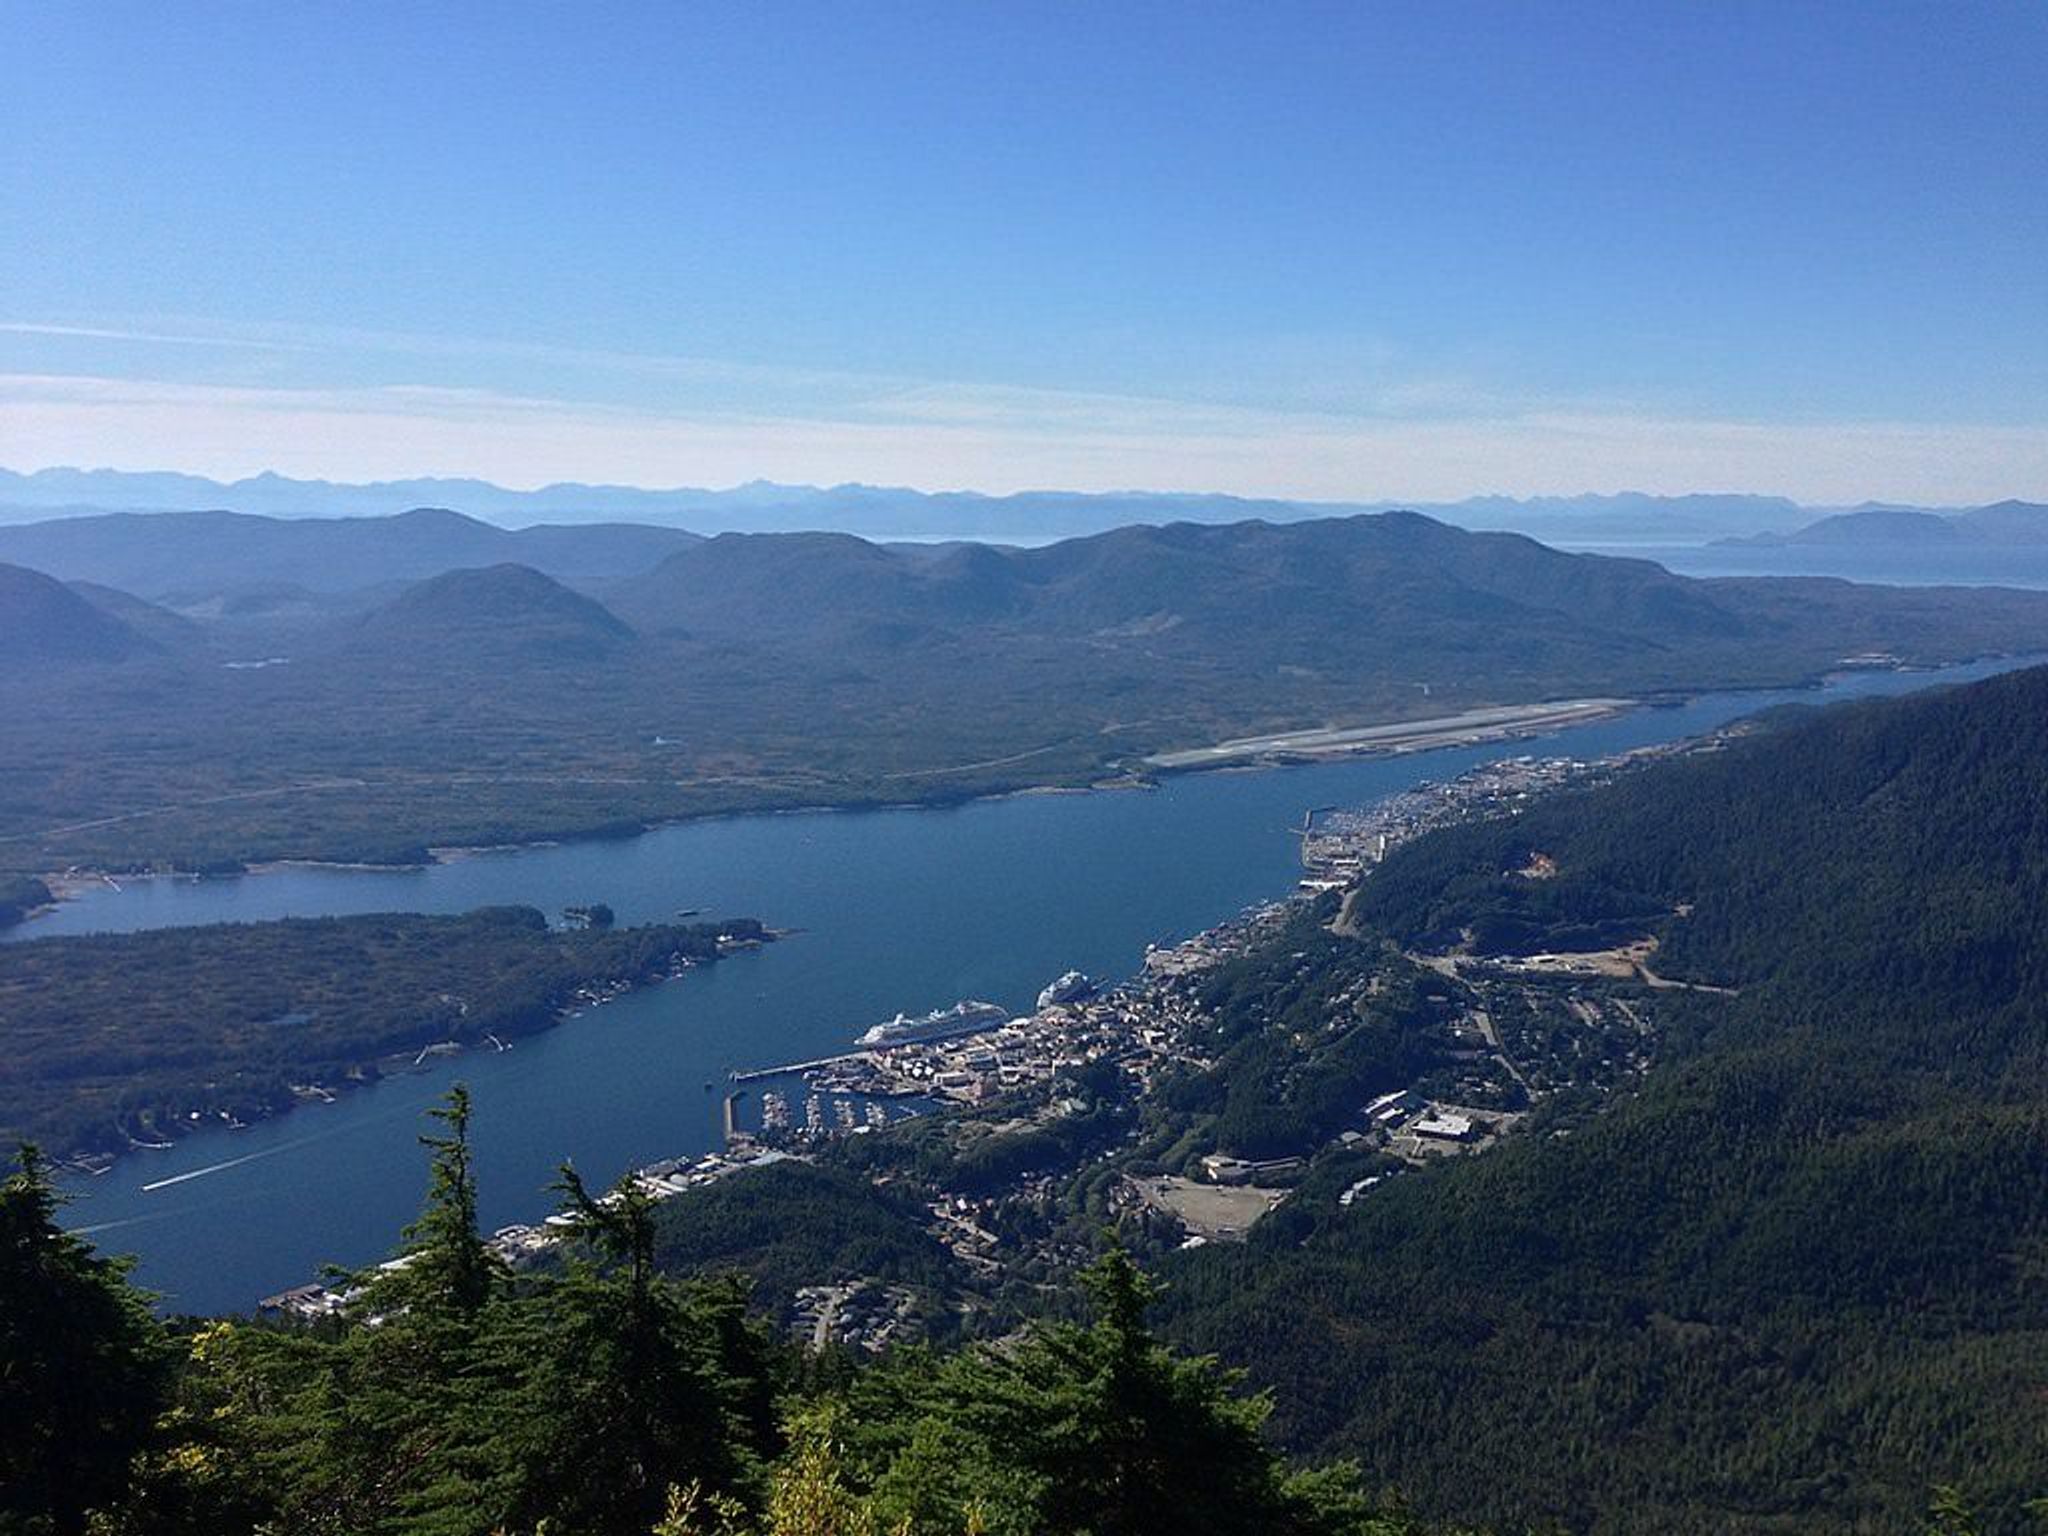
[4,316,919,397]
[0,321,310,352]
[0,315,1561,437]
[2,370,2045,506]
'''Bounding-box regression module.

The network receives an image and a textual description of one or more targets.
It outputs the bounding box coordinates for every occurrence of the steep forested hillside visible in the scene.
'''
[1160,664,2048,1534]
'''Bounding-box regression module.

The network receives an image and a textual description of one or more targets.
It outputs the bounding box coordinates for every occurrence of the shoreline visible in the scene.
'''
[14,657,2026,934]
[47,929,776,1180]
[1,695,1683,912]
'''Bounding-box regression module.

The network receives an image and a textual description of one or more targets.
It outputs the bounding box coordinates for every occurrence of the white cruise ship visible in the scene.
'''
[858,999,1010,1048]
[1037,970,1096,1009]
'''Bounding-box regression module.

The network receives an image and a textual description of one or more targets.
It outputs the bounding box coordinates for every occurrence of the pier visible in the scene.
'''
[730,1049,872,1084]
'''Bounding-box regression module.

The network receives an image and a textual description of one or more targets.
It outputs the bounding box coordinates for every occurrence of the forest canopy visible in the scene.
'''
[0,908,763,1157]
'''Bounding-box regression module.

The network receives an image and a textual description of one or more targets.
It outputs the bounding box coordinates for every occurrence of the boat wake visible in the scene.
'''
[140,1144,293,1193]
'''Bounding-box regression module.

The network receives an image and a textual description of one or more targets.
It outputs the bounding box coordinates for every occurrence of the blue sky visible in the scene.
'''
[3,2,2044,501]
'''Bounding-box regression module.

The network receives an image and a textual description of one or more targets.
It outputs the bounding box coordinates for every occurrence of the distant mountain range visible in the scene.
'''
[1724,499,2048,548]
[0,507,701,598]
[0,464,1979,544]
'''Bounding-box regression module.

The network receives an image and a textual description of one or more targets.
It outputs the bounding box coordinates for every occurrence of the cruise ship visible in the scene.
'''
[858,999,1010,1048]
[1037,970,1096,1009]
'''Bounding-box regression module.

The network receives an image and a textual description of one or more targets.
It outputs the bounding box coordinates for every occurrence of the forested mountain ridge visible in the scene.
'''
[610,512,2024,658]
[7,512,2048,875]
[1155,663,2048,1534]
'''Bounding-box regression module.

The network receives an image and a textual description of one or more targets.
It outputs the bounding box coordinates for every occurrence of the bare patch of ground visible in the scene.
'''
[1126,1175,1284,1241]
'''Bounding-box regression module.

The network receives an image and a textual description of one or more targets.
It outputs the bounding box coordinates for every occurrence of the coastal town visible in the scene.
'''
[267,745,1693,1336]
[1298,743,1685,888]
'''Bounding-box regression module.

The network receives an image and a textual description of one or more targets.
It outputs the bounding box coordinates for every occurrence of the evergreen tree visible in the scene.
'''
[483,1164,762,1533]
[0,1144,170,1536]
[855,1247,1384,1536]
[376,1083,500,1319]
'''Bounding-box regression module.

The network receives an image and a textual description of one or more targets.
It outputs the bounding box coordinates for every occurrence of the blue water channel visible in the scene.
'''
[21,656,2033,1312]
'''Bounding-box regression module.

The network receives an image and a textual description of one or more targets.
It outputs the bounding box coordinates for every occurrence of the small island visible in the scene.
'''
[0,904,770,1163]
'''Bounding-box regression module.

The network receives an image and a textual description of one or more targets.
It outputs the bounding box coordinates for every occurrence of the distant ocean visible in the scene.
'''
[1570,542,2048,591]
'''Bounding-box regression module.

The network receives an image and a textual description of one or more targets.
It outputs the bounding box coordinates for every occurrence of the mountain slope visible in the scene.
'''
[1738,500,2048,548]
[621,513,2048,685]
[1161,664,2048,1533]
[65,581,206,652]
[0,562,151,664]
[1956,499,2048,542]
[614,530,947,640]
[1743,508,1962,544]
[615,514,1779,643]
[350,564,638,662]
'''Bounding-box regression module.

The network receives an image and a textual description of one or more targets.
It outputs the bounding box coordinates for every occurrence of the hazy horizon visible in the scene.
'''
[6,460,2039,509]
[5,463,2034,547]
